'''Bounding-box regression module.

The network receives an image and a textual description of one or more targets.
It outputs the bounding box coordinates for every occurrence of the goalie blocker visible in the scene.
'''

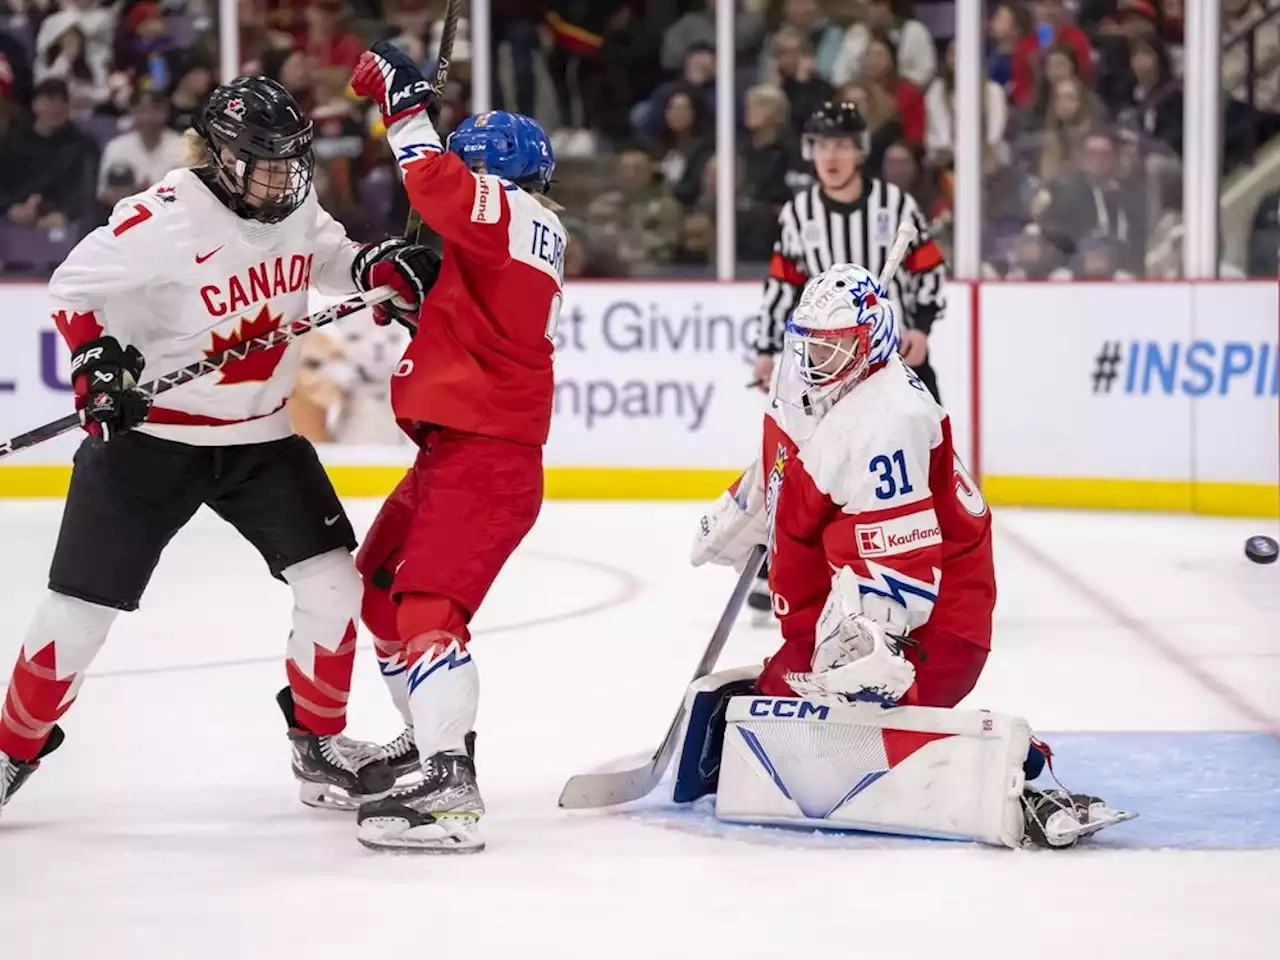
[669,668,1135,849]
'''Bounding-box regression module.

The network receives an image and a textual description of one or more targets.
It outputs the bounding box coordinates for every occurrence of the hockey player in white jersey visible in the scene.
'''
[0,76,443,819]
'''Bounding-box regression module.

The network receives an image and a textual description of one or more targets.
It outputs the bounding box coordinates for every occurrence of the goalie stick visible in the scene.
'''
[558,544,767,809]
[877,218,918,291]
[0,286,397,462]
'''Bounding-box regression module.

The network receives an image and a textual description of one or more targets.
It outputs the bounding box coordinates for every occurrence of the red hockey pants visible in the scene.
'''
[356,428,543,650]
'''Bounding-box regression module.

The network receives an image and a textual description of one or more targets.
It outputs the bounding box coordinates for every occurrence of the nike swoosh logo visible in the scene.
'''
[195,246,224,264]
[324,515,341,526]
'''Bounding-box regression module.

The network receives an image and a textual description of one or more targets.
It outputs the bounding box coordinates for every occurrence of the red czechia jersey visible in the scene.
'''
[761,356,995,650]
[386,114,565,448]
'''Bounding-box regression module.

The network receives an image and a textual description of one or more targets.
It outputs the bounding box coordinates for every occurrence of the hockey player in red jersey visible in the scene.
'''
[347,42,565,853]
[693,262,994,710]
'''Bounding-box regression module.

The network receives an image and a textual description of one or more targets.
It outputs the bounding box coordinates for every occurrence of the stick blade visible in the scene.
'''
[557,763,665,809]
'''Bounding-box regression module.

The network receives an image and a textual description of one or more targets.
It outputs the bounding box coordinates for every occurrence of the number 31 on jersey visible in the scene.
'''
[869,447,987,516]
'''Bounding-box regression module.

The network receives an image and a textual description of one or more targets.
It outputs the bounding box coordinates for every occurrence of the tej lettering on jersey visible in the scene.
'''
[529,220,565,284]
[200,254,314,317]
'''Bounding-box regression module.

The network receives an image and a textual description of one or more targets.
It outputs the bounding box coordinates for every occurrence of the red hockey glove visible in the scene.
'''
[351,41,440,128]
[352,238,441,330]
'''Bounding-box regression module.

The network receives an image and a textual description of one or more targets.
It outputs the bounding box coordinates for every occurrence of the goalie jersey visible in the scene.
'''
[47,168,363,446]
[761,355,995,651]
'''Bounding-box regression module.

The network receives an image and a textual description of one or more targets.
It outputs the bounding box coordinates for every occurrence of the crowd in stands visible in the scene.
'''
[1,1,1279,279]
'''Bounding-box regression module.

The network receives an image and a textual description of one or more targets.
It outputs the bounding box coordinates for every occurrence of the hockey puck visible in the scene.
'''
[1245,535,1279,565]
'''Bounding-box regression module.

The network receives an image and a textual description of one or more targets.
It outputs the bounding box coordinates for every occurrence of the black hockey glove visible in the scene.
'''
[352,237,441,331]
[69,336,151,441]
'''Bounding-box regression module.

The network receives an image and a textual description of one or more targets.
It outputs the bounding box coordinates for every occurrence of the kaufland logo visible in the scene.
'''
[858,524,941,557]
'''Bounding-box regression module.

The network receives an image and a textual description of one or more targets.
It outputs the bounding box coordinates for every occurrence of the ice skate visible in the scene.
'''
[0,725,64,821]
[1021,788,1137,848]
[356,749,485,853]
[337,728,476,788]
[276,688,395,811]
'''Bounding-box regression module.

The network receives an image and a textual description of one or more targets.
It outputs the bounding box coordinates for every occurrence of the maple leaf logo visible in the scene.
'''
[206,305,286,384]
[51,309,104,348]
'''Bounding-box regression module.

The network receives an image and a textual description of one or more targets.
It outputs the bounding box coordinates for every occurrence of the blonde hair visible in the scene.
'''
[837,81,898,129]
[1038,78,1096,182]
[746,84,790,130]
[183,128,211,168]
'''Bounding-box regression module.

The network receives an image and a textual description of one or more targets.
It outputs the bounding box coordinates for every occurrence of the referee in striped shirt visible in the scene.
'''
[746,101,948,623]
[751,101,947,402]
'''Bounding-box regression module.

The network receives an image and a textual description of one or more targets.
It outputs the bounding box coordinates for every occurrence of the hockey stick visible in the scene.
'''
[558,544,767,809]
[0,286,396,462]
[403,0,460,244]
[877,218,919,291]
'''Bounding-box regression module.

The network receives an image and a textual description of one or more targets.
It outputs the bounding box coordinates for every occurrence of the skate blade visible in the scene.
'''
[357,815,485,854]
[1048,808,1138,846]
[298,780,395,813]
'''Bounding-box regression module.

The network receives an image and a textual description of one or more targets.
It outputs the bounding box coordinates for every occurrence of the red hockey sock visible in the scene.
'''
[0,642,78,762]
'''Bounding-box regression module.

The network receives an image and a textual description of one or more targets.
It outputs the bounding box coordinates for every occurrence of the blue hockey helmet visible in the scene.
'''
[446,111,555,193]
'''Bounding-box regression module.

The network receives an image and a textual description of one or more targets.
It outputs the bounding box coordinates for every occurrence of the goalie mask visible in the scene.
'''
[781,264,900,406]
[196,76,315,224]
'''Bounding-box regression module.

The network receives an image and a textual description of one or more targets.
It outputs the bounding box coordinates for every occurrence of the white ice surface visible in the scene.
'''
[0,501,1277,959]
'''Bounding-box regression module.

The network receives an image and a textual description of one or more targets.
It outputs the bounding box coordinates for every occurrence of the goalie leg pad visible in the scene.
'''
[716,698,1031,847]
[670,666,762,804]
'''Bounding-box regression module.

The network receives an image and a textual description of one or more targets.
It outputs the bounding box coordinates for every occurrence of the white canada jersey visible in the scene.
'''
[48,168,363,445]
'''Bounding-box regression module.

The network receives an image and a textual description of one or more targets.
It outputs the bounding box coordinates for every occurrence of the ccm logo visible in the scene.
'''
[747,699,829,720]
[391,81,434,107]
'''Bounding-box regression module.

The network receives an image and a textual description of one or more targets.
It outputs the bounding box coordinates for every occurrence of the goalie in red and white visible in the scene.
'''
[687,261,1133,848]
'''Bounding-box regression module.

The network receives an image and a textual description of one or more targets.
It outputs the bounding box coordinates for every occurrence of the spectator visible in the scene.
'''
[925,38,1009,171]
[491,0,543,119]
[766,26,835,139]
[311,67,369,230]
[261,46,315,111]
[759,0,844,82]
[0,77,99,231]
[34,0,115,90]
[1002,223,1066,279]
[383,0,433,57]
[592,3,664,145]
[633,41,715,146]
[585,149,684,276]
[988,1,1031,93]
[831,0,937,89]
[298,0,364,73]
[1091,0,1159,112]
[34,24,109,117]
[861,32,924,146]
[741,84,801,207]
[1038,127,1146,275]
[1011,0,1094,108]
[1157,0,1184,77]
[236,0,295,75]
[1028,44,1096,125]
[660,0,765,78]
[114,3,178,93]
[166,55,214,133]
[1118,33,1182,157]
[97,87,184,212]
[1038,77,1100,183]
[1223,0,1280,114]
[544,1,624,156]
[0,26,34,108]
[882,139,946,221]
[836,79,902,177]
[0,52,23,137]
[652,85,714,209]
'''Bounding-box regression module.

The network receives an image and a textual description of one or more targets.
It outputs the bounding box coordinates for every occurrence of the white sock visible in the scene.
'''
[405,637,477,759]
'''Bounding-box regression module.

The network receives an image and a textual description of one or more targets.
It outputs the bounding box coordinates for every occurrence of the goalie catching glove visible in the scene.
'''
[69,336,151,441]
[352,238,442,329]
[784,566,916,706]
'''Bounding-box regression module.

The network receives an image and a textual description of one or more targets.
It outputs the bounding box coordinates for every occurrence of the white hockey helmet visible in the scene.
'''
[783,263,900,398]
